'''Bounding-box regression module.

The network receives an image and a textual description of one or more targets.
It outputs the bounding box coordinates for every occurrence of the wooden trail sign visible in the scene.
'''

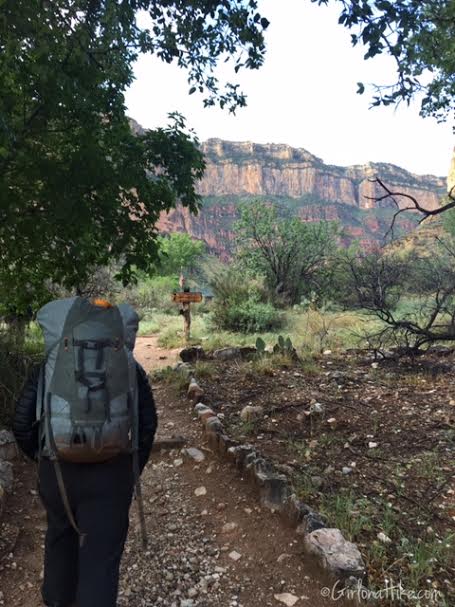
[172,285,203,341]
[172,292,203,304]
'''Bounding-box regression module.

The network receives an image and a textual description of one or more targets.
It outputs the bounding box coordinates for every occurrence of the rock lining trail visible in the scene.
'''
[0,339,338,607]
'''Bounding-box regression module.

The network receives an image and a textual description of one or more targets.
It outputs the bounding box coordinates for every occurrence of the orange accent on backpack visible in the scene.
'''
[91,298,113,308]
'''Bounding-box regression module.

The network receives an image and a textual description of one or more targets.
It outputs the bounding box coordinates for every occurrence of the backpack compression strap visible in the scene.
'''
[53,458,87,546]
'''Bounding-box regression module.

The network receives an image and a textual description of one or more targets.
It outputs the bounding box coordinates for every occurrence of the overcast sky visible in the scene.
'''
[125,0,454,177]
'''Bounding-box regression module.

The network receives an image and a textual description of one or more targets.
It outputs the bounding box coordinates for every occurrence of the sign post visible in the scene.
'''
[172,286,203,343]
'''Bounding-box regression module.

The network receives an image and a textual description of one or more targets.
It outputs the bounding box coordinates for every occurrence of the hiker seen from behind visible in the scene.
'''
[13,296,158,607]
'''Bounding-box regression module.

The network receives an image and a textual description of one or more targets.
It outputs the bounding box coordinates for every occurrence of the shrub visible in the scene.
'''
[0,325,43,428]
[206,262,282,333]
[221,299,282,333]
[124,275,180,314]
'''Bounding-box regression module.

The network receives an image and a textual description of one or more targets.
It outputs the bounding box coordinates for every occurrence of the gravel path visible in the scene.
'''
[117,380,335,607]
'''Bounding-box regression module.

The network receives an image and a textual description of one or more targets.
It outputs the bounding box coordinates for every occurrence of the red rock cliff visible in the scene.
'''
[157,139,445,256]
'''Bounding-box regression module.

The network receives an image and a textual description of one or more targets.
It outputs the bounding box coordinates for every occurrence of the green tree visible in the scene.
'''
[314,0,455,122]
[234,201,339,306]
[156,233,206,276]
[0,1,269,313]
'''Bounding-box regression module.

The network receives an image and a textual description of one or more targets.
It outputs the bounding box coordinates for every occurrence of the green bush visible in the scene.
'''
[216,299,282,333]
[204,261,282,333]
[0,325,43,428]
[124,275,180,314]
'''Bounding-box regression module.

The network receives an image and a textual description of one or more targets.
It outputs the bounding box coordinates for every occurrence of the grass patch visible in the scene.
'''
[193,361,217,380]
[390,534,455,591]
[292,470,320,501]
[231,417,260,440]
[138,318,162,335]
[250,352,295,375]
[149,366,189,393]
[137,307,376,354]
[319,491,374,542]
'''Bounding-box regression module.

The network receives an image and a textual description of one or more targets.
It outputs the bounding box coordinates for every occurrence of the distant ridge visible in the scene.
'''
[127,120,446,256]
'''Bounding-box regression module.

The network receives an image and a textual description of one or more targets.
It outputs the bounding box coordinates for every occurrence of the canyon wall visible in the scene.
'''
[157,138,446,257]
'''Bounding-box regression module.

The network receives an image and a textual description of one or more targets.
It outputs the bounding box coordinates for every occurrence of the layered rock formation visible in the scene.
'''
[157,138,446,256]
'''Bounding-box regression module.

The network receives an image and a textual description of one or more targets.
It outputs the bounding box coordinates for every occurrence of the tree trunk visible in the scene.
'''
[6,317,27,350]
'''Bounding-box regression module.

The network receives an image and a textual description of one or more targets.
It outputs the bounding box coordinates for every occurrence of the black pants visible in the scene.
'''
[38,456,134,607]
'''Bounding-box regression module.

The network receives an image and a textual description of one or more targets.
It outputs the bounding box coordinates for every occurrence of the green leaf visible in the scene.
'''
[0,0,269,312]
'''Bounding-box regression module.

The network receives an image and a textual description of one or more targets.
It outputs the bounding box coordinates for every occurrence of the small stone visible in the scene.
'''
[240,405,264,422]
[221,522,238,534]
[368,442,378,449]
[213,347,242,361]
[173,459,184,467]
[194,486,207,497]
[180,346,205,363]
[187,378,204,401]
[377,532,392,544]
[194,402,210,413]
[274,592,299,606]
[342,467,353,475]
[228,550,242,561]
[277,553,291,563]
[0,461,13,492]
[184,448,205,463]
[297,512,325,534]
[304,528,365,579]
[198,409,216,422]
[0,430,17,461]
[309,402,324,415]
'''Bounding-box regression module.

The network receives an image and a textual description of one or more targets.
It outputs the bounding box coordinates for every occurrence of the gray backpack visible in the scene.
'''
[36,296,147,545]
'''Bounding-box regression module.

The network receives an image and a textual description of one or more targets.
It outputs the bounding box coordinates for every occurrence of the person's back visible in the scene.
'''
[13,297,158,607]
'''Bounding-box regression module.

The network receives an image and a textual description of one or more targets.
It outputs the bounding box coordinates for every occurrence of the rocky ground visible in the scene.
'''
[0,339,337,607]
[195,348,455,604]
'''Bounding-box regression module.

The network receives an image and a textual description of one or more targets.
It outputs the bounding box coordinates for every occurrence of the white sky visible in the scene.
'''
[125,0,454,177]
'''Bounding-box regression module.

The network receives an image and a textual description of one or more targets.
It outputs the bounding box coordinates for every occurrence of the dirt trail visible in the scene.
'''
[0,341,339,607]
[134,335,180,370]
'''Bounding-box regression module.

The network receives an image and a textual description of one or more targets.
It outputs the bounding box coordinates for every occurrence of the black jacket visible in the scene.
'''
[12,362,157,473]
